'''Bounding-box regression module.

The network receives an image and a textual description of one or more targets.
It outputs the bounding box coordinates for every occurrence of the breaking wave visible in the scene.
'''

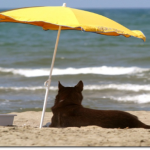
[103,94,150,104]
[0,66,149,77]
[1,84,150,104]
[1,84,150,92]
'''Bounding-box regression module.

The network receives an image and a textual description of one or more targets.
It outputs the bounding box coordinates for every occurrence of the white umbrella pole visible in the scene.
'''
[39,26,62,128]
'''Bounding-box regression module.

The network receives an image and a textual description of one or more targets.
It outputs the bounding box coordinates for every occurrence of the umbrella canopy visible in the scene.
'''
[0,3,146,128]
[0,5,146,41]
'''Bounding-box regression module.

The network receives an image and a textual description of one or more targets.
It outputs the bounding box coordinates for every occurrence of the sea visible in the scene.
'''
[0,8,150,114]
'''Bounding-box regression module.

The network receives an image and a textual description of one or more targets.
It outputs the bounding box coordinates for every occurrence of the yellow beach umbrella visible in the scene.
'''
[0,3,146,128]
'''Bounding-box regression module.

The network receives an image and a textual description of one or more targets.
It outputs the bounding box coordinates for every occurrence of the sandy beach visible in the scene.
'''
[0,111,149,146]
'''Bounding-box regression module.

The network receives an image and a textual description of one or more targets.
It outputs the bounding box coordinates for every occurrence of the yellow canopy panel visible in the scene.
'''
[0,6,146,41]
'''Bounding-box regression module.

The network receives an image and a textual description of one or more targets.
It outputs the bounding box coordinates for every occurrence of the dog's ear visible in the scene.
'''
[58,81,64,90]
[75,80,83,92]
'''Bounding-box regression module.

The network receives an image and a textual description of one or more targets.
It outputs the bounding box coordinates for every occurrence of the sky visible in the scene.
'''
[0,0,150,9]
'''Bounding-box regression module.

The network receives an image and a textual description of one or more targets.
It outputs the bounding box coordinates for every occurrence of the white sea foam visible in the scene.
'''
[0,86,56,91]
[1,84,150,92]
[1,84,150,104]
[0,99,10,105]
[0,66,149,77]
[84,84,150,92]
[1,85,150,104]
[103,94,150,104]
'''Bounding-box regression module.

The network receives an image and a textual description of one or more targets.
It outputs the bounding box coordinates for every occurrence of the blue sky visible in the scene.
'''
[0,0,150,9]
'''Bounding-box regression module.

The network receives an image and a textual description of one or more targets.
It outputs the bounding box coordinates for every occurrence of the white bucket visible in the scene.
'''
[0,114,17,126]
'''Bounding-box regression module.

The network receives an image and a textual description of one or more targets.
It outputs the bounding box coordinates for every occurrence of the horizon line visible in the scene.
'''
[0,6,150,10]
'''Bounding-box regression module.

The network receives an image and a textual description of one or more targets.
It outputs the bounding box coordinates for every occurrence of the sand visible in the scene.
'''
[0,111,150,146]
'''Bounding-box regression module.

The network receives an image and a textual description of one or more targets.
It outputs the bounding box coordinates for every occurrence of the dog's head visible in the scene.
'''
[54,80,83,106]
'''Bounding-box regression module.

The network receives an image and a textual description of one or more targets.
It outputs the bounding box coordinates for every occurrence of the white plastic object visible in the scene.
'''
[0,114,17,126]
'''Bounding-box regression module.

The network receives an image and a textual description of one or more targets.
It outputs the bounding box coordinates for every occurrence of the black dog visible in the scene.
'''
[50,81,150,129]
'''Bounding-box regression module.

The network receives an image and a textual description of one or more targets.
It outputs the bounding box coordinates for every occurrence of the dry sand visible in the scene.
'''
[0,111,150,146]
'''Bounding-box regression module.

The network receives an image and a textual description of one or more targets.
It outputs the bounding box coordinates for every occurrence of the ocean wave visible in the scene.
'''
[0,99,10,105]
[0,85,150,104]
[103,94,150,104]
[0,86,56,91]
[1,84,150,92]
[0,66,149,77]
[1,84,150,104]
[84,84,150,92]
